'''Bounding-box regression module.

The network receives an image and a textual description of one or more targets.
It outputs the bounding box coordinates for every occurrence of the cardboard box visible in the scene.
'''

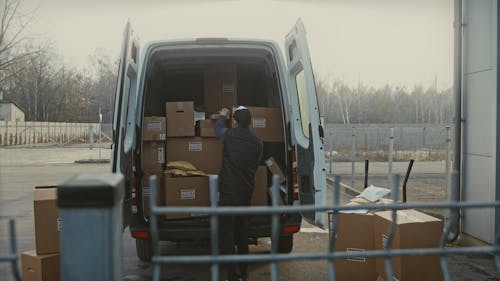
[267,188,284,206]
[265,157,286,183]
[251,166,268,206]
[198,119,217,137]
[166,137,223,174]
[164,176,210,219]
[330,212,377,281]
[166,101,195,137]
[204,65,237,116]
[142,116,166,141]
[142,173,165,217]
[21,250,60,281]
[142,141,165,174]
[232,106,284,142]
[373,209,444,281]
[34,186,60,255]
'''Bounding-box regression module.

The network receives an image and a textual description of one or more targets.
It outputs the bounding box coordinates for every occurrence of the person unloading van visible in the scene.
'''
[215,106,263,281]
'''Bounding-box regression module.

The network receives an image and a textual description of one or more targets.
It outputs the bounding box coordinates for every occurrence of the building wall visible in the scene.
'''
[10,104,25,122]
[0,103,11,121]
[462,0,497,243]
[0,103,25,122]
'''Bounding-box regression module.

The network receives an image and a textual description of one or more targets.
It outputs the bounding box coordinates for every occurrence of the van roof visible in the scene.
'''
[142,38,281,53]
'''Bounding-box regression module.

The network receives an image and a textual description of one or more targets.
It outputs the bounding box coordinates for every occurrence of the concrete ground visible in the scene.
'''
[0,147,499,280]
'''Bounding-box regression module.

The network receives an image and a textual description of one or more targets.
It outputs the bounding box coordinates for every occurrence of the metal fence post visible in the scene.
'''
[329,131,333,175]
[445,126,451,201]
[388,127,394,189]
[351,127,356,188]
[57,173,124,281]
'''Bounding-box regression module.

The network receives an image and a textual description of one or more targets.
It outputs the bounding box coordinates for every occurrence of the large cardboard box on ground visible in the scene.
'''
[34,186,60,255]
[164,176,210,219]
[166,101,195,137]
[21,250,60,281]
[166,137,223,174]
[142,116,166,141]
[233,106,284,142]
[142,141,165,174]
[204,65,237,116]
[373,209,444,281]
[265,157,286,183]
[142,173,165,217]
[251,166,268,206]
[330,212,378,281]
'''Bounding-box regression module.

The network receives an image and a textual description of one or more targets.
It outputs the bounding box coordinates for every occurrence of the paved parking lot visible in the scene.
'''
[0,147,499,280]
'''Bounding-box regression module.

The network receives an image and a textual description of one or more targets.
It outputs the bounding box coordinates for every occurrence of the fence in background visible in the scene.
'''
[325,123,454,161]
[0,121,112,147]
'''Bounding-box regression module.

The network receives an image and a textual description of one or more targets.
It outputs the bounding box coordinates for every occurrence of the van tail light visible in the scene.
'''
[283,225,300,234]
[131,231,150,239]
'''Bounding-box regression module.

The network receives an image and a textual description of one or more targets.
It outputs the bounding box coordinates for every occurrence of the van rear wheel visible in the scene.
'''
[277,235,294,253]
[135,238,153,262]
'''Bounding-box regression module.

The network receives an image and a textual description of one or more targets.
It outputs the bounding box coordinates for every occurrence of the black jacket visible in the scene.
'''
[215,116,263,205]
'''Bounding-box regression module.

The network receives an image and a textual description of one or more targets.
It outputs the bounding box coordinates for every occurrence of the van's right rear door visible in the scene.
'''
[284,19,327,229]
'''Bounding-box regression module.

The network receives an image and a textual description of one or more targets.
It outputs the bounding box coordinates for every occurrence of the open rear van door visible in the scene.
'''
[111,21,140,228]
[285,19,327,228]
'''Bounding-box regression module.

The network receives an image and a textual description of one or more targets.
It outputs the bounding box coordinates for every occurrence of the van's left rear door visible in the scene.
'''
[112,21,140,228]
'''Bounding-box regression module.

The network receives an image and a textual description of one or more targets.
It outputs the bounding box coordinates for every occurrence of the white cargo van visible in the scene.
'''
[112,20,327,261]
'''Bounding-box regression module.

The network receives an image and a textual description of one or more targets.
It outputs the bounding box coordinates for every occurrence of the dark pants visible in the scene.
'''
[219,207,250,280]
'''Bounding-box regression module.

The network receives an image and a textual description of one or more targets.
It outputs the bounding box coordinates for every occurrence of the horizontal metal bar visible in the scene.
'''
[0,255,17,262]
[151,200,500,216]
[152,246,500,264]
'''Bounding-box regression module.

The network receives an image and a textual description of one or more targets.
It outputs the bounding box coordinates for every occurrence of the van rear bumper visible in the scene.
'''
[130,213,302,241]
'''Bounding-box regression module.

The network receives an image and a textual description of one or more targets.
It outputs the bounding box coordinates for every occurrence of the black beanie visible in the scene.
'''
[234,108,251,128]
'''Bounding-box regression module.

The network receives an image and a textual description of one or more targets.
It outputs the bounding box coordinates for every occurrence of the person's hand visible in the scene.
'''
[219,108,230,118]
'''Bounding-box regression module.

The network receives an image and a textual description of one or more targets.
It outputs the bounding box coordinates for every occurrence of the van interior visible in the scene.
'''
[141,46,290,222]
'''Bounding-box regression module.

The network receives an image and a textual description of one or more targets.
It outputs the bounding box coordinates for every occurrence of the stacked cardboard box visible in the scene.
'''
[21,186,61,281]
[142,116,167,216]
[329,202,444,281]
[373,210,444,281]
[204,64,238,116]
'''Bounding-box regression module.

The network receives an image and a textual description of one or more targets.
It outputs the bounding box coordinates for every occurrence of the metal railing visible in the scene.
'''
[0,219,21,281]
[148,173,500,281]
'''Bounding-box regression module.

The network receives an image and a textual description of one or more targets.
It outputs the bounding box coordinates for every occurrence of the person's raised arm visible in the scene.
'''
[215,108,230,142]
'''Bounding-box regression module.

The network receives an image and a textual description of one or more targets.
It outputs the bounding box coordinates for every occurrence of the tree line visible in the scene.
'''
[316,79,454,124]
[1,0,453,125]
[0,0,117,123]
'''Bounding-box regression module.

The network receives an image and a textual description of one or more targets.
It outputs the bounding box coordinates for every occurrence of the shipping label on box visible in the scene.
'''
[166,101,195,137]
[142,174,164,217]
[143,116,166,141]
[373,209,444,281]
[34,186,60,255]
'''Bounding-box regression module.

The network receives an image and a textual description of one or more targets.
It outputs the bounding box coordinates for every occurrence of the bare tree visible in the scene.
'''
[0,0,36,88]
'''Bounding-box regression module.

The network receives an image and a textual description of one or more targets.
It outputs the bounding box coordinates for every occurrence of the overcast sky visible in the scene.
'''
[20,0,453,90]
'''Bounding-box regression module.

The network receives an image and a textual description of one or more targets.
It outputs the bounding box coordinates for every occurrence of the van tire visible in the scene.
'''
[277,235,294,253]
[135,238,153,262]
